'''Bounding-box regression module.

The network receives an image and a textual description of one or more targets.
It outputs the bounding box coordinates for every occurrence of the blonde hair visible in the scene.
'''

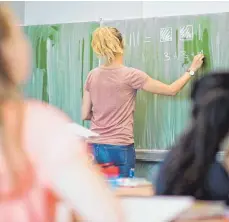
[0,4,33,199]
[91,27,124,64]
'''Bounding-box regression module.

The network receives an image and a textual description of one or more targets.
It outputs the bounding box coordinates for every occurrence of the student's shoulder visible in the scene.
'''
[24,99,98,138]
[23,100,72,159]
[25,99,71,127]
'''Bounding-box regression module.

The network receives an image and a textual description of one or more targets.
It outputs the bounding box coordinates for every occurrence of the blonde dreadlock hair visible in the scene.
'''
[91,27,124,64]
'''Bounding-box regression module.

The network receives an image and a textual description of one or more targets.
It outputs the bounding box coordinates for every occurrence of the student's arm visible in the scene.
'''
[141,54,204,96]
[82,89,92,120]
[44,131,123,222]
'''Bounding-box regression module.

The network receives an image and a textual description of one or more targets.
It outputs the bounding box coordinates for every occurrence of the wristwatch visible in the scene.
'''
[187,68,195,76]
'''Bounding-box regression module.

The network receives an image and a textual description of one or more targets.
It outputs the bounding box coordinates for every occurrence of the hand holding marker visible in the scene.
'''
[189,53,205,72]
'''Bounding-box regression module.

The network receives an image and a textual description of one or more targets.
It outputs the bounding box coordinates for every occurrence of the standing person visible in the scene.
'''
[0,5,123,222]
[82,26,204,177]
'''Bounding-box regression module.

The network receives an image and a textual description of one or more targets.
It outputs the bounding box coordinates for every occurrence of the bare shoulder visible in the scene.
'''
[24,99,97,138]
[24,99,71,129]
[23,100,72,155]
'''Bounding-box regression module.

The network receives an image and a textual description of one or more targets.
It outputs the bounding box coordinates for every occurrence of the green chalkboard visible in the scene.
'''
[23,22,99,126]
[24,13,229,151]
[105,13,229,150]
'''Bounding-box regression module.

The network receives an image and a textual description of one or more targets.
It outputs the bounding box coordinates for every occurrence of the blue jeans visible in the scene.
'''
[91,143,136,177]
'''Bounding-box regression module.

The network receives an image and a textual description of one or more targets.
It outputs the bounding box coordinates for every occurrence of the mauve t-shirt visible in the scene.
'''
[85,66,148,145]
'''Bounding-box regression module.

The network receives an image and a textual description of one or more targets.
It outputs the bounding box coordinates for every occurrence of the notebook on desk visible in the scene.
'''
[117,178,152,187]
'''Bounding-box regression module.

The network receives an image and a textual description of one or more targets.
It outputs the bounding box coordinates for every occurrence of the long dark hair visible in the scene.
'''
[161,72,229,198]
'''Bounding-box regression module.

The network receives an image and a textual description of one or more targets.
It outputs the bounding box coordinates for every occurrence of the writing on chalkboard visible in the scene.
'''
[124,32,140,46]
[159,25,195,43]
[164,50,204,62]
[180,25,193,41]
[145,37,151,43]
[198,24,202,41]
[160,27,172,42]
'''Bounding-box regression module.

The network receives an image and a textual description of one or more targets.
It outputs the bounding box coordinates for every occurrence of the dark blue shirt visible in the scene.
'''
[155,160,229,202]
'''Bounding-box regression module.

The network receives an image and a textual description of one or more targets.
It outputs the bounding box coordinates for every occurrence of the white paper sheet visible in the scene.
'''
[67,123,99,138]
[121,196,194,222]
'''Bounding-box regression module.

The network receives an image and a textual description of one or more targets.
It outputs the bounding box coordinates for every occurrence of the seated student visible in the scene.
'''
[0,4,123,222]
[155,72,229,202]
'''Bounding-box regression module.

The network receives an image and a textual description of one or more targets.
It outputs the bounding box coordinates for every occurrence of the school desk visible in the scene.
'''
[70,186,229,222]
[115,185,154,197]
[119,195,229,222]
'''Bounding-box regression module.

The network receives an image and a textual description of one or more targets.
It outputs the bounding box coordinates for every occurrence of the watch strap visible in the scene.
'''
[187,68,195,76]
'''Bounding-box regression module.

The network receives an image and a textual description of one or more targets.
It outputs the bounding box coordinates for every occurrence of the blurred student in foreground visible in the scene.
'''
[0,4,123,222]
[156,72,229,202]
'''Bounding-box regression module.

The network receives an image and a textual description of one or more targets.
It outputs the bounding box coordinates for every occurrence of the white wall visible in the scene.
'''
[143,1,229,18]
[6,1,229,25]
[3,1,25,24]
[24,1,143,25]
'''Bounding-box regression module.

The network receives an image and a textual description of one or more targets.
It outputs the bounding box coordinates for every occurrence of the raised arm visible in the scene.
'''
[44,129,123,222]
[142,54,204,96]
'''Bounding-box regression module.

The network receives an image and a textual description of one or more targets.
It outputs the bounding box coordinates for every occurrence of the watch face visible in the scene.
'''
[190,70,195,76]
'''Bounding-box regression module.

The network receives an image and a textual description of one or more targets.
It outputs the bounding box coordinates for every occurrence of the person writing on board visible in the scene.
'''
[0,5,123,222]
[82,26,204,177]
